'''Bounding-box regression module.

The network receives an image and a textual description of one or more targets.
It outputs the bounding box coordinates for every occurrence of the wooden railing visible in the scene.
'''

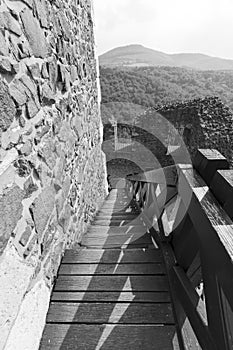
[126,149,233,350]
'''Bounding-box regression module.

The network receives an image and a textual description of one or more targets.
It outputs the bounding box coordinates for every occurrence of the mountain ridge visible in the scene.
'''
[99,44,233,71]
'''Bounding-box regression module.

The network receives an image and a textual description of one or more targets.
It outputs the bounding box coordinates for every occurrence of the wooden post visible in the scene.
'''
[193,149,229,186]
[210,169,233,220]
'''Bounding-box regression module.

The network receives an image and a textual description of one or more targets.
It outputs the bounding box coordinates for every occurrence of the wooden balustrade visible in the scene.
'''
[126,149,233,350]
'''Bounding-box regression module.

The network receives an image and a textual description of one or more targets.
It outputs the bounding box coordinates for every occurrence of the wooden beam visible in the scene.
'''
[173,266,216,350]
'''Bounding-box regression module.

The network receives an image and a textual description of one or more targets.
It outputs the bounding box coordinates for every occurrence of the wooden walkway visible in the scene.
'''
[40,189,179,349]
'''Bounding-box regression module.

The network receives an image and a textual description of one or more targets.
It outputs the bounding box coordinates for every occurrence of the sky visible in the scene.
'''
[93,0,233,59]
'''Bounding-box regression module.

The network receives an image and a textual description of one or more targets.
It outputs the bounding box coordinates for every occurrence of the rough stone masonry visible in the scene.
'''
[0,0,108,349]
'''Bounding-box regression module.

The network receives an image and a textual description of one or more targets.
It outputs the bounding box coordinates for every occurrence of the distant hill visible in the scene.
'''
[99,44,233,71]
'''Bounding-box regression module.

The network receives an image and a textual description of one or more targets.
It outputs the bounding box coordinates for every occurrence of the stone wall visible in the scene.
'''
[0,0,107,348]
[136,97,233,166]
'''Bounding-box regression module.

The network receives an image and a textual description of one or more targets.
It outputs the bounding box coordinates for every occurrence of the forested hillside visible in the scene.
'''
[99,44,233,71]
[100,66,233,123]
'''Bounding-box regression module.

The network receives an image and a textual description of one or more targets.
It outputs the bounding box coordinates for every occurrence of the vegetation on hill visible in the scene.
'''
[99,44,233,70]
[100,66,233,123]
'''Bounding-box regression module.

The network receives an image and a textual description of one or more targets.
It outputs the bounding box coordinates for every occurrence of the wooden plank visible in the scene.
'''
[46,302,174,324]
[81,233,152,248]
[96,212,139,217]
[51,291,170,303]
[92,219,143,226]
[95,215,139,221]
[62,248,163,264]
[100,204,131,208]
[54,275,169,292]
[81,241,152,249]
[40,324,179,350]
[98,205,139,210]
[97,210,140,215]
[84,232,150,239]
[58,263,165,275]
[87,227,147,236]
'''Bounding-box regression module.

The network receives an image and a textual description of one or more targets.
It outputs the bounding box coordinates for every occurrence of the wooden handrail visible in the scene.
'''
[126,149,233,350]
[127,165,178,186]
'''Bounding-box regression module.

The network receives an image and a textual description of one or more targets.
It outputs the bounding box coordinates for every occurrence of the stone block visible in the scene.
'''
[0,30,9,56]
[18,37,33,58]
[38,134,56,169]
[0,11,22,36]
[41,222,58,260]
[23,234,37,258]
[23,176,38,198]
[30,186,55,239]
[41,82,56,105]
[58,11,71,39]
[1,123,21,150]
[9,80,28,106]
[33,0,49,28]
[13,157,32,177]
[56,175,71,213]
[20,140,33,156]
[58,121,73,142]
[48,58,58,92]
[20,8,48,58]
[19,225,32,247]
[41,62,49,79]
[0,185,25,254]
[58,202,71,232]
[0,79,16,132]
[0,58,13,74]
[27,62,40,79]
[26,98,40,118]
[70,64,78,82]
[20,74,37,98]
[34,125,50,145]
[37,162,52,188]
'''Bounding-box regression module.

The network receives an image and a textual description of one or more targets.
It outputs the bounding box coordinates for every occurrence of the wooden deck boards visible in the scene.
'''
[39,189,179,349]
[58,263,165,275]
[54,275,169,292]
[40,324,179,350]
[62,248,163,263]
[51,291,171,303]
[46,302,174,324]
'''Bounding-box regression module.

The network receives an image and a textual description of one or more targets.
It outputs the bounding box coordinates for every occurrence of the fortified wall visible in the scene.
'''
[0,0,107,348]
[136,97,233,166]
[103,97,233,181]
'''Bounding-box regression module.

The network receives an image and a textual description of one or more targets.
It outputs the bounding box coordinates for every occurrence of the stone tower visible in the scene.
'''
[0,0,107,348]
